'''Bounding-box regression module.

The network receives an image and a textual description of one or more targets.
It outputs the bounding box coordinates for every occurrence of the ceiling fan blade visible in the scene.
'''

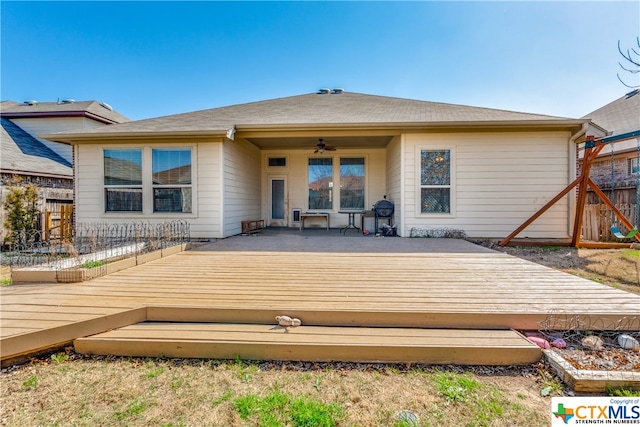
[325,147,337,151]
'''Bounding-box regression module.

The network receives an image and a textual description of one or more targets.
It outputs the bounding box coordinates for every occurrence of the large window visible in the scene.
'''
[340,158,365,210]
[631,157,639,175]
[308,158,333,210]
[152,149,192,213]
[420,149,451,214]
[104,149,143,212]
[103,147,193,214]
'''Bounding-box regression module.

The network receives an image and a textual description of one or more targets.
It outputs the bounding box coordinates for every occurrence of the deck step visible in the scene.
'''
[74,322,542,366]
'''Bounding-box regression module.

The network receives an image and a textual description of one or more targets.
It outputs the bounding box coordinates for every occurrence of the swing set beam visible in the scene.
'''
[499,130,640,248]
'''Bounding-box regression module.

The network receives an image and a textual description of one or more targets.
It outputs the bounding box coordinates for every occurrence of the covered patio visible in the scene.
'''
[2,234,639,366]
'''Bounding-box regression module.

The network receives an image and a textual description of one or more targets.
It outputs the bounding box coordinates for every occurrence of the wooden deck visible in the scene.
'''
[2,237,639,365]
[75,323,542,366]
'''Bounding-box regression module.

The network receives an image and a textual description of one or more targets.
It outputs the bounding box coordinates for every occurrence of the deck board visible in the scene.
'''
[74,323,542,366]
[2,237,640,363]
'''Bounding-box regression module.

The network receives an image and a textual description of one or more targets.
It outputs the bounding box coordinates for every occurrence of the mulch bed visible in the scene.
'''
[551,348,640,372]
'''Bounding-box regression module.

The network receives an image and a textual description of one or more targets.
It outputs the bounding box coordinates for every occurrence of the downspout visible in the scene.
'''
[568,123,589,238]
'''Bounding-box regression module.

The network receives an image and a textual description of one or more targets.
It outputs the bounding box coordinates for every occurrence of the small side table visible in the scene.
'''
[339,211,361,234]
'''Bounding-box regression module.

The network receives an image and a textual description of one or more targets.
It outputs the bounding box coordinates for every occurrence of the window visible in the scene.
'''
[420,149,451,214]
[308,158,333,209]
[340,158,365,210]
[152,149,192,213]
[630,157,639,175]
[104,149,142,212]
[268,157,287,167]
[103,147,193,214]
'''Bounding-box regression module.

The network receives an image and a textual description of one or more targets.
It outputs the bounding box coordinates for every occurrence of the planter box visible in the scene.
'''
[137,250,162,265]
[545,350,640,392]
[57,266,105,283]
[106,257,137,274]
[11,270,57,284]
[162,244,183,257]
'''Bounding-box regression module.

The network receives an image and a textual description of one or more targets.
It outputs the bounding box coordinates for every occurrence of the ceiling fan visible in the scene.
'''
[314,138,337,154]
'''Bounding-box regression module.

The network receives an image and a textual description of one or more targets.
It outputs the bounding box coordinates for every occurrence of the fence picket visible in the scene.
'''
[582,204,637,241]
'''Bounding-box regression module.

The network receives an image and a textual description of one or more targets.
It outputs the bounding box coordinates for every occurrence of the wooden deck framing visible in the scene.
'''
[2,238,639,365]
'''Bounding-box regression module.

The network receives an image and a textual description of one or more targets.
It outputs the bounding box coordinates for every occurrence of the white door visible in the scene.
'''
[268,176,288,227]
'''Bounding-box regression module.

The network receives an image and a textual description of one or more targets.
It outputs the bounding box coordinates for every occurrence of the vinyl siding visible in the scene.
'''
[75,141,224,239]
[222,138,261,237]
[385,136,402,235]
[403,131,573,239]
[261,148,386,229]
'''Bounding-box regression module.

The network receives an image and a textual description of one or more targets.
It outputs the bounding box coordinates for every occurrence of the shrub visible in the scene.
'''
[3,178,41,245]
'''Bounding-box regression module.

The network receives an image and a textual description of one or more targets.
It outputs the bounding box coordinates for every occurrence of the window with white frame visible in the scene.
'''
[104,149,143,212]
[308,158,333,210]
[419,149,451,214]
[340,157,365,210]
[152,149,192,213]
[103,148,192,214]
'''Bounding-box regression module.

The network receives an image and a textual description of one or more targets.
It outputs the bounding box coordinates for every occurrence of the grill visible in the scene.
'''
[374,199,394,218]
[373,197,395,235]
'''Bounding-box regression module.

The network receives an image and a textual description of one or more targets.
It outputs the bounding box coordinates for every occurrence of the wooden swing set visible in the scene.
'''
[499,130,640,248]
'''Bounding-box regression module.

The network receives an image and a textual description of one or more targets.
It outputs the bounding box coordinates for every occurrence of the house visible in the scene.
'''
[0,100,129,236]
[42,90,591,240]
[580,89,640,206]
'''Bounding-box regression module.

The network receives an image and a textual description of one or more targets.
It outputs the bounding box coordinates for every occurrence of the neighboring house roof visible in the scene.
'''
[104,157,142,184]
[42,91,586,144]
[1,118,72,178]
[0,100,129,124]
[582,89,640,136]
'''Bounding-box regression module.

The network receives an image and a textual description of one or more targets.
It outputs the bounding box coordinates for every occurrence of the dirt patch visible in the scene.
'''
[475,241,640,294]
[0,355,553,427]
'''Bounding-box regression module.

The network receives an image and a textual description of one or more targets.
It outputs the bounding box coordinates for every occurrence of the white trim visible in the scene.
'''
[338,155,367,211]
[100,145,198,218]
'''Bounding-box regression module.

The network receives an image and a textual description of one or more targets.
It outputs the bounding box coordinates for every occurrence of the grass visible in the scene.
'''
[606,386,640,397]
[233,389,344,426]
[1,357,551,426]
[622,248,640,259]
[80,260,107,269]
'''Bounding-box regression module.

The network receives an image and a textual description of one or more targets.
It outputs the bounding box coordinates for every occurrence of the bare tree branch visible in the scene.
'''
[617,37,640,88]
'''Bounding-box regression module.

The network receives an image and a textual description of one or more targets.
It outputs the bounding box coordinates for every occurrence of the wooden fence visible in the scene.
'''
[44,205,73,241]
[582,204,637,242]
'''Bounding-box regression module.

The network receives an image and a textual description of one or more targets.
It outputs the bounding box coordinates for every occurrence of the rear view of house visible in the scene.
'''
[43,91,590,240]
[0,99,129,239]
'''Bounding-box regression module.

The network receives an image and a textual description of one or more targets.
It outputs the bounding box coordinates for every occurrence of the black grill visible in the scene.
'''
[374,199,394,218]
[373,198,394,235]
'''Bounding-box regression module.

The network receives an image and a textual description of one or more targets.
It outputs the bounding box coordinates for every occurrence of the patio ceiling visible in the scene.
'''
[244,135,395,150]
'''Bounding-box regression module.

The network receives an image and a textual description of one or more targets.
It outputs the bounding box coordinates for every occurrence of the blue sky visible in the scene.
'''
[2,1,638,121]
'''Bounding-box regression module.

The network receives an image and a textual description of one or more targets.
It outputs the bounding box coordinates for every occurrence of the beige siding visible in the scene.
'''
[75,141,224,239]
[195,143,223,238]
[385,136,403,235]
[403,132,573,239]
[222,138,262,237]
[261,148,386,229]
[14,117,105,163]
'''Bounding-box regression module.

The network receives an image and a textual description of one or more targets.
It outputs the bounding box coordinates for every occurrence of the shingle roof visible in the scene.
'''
[582,89,640,136]
[1,118,73,177]
[43,92,581,140]
[0,100,129,124]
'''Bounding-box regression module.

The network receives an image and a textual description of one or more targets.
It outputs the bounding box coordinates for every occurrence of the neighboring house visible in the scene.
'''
[581,89,640,206]
[0,99,129,235]
[43,90,591,240]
